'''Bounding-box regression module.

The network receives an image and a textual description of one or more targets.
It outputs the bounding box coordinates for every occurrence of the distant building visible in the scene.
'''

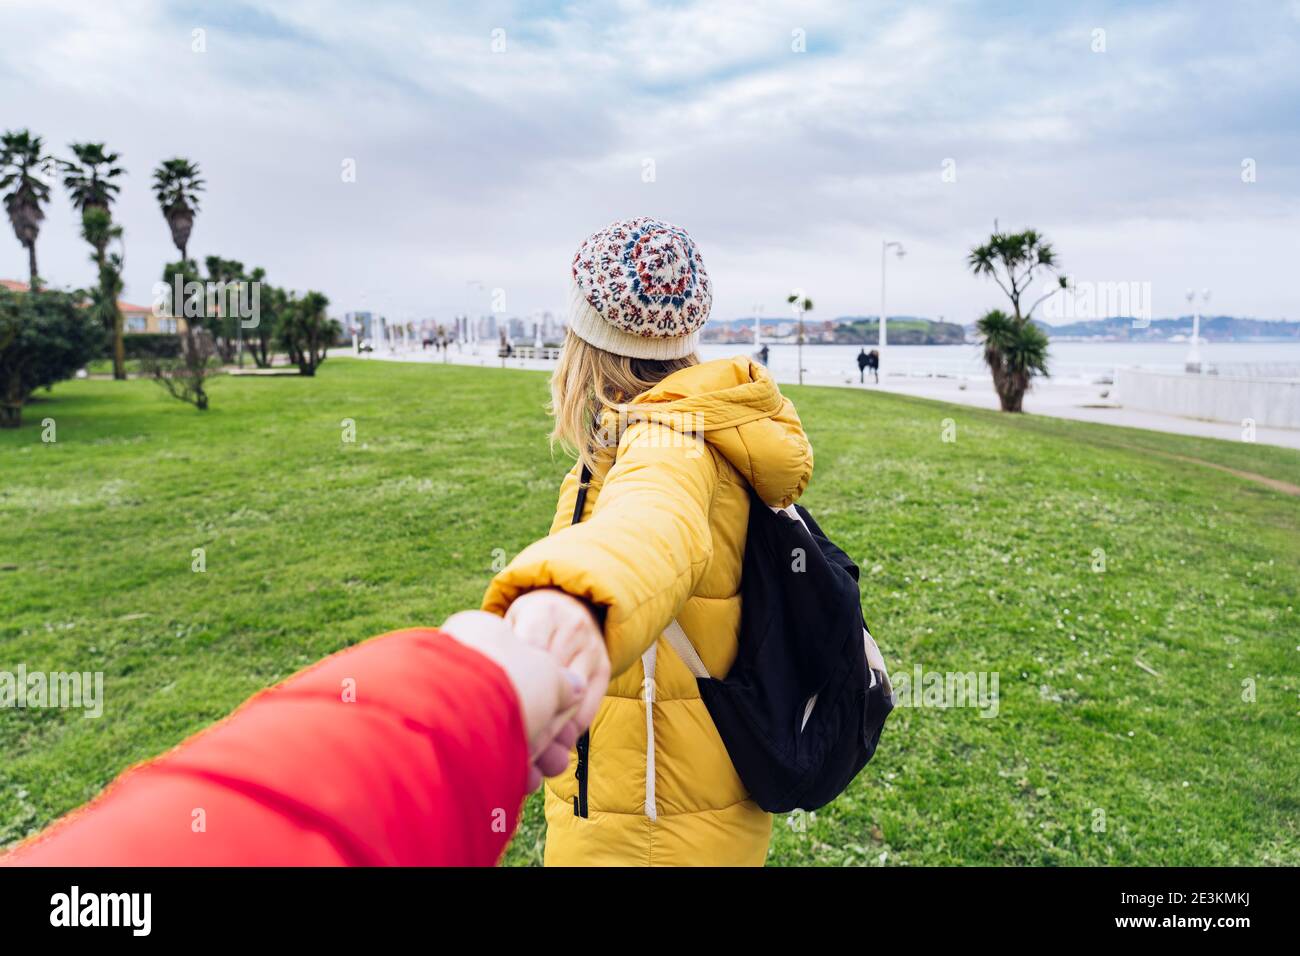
[122,301,166,333]
[539,310,565,342]
[344,310,376,339]
[3,279,181,333]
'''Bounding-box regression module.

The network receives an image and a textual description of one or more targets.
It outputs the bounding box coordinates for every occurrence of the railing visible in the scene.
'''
[875,360,1121,384]
[501,345,563,361]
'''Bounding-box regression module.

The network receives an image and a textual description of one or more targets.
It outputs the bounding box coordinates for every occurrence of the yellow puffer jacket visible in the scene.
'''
[483,357,813,866]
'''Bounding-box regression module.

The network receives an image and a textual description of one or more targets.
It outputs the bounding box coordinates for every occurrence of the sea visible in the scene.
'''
[699,341,1300,384]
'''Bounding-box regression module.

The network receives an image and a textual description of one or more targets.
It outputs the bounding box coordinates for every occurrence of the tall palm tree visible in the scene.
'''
[152,158,204,262]
[0,130,52,287]
[62,142,125,270]
[62,142,124,218]
[967,225,1067,412]
[63,142,126,378]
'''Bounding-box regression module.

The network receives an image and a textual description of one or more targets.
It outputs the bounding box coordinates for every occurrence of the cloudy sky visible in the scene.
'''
[4,0,1298,324]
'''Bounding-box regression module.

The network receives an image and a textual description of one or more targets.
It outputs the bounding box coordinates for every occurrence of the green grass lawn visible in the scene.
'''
[2,358,1297,865]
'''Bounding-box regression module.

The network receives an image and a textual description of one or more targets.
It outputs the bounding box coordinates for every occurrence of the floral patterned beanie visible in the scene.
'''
[567,216,712,360]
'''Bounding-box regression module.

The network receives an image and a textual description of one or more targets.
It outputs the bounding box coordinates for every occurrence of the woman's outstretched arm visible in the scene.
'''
[484,419,718,680]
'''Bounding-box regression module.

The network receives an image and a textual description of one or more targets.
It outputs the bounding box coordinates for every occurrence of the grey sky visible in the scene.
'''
[4,0,1298,324]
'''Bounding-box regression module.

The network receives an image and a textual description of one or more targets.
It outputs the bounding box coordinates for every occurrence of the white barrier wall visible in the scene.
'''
[1118,369,1300,430]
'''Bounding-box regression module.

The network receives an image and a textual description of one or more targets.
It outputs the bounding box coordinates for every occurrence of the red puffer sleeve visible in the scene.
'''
[2,628,529,867]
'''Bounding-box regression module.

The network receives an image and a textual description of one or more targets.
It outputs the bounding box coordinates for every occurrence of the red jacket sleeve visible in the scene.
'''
[2,628,530,866]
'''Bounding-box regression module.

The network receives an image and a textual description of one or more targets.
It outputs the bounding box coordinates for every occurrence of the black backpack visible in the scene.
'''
[571,465,894,815]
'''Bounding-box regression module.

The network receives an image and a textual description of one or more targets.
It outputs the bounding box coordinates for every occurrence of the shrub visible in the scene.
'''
[0,286,104,427]
[277,291,339,376]
[120,333,182,360]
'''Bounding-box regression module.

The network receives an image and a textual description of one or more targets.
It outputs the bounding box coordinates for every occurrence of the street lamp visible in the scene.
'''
[880,240,906,361]
[752,304,764,348]
[1185,288,1210,372]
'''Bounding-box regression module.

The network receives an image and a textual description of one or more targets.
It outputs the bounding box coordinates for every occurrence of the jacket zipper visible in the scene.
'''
[570,464,594,819]
[573,731,590,818]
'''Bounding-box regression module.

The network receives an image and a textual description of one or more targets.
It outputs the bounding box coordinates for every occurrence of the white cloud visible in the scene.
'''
[1,0,1295,324]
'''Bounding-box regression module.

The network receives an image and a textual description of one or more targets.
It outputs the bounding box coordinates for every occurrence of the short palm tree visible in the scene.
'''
[967,226,1067,412]
[0,130,52,287]
[152,158,204,262]
[974,309,1050,413]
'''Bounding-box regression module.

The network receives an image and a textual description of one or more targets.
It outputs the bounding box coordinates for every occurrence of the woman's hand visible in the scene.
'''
[441,610,587,790]
[505,588,610,729]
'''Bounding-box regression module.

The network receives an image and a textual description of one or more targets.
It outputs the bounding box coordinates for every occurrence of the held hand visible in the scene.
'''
[505,588,610,729]
[441,610,585,790]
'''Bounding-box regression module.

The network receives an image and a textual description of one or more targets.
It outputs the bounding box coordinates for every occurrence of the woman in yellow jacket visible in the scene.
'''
[483,217,813,866]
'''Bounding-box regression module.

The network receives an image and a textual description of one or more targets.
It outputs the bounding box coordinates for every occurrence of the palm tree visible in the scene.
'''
[0,130,52,287]
[81,208,126,379]
[277,290,339,376]
[967,225,1067,412]
[974,309,1050,413]
[152,158,204,262]
[63,142,126,378]
[62,142,124,218]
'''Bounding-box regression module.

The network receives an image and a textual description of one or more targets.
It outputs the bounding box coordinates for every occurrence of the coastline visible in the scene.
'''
[331,343,1300,451]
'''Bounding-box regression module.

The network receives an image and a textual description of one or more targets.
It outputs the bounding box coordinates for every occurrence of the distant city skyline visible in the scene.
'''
[5,0,1298,325]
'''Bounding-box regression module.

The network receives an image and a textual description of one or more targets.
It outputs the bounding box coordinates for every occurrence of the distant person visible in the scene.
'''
[856,347,869,383]
[483,217,813,867]
[757,343,770,366]
[866,348,879,384]
[2,610,600,866]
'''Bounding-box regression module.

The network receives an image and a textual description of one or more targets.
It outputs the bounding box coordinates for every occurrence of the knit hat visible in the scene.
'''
[567,217,711,360]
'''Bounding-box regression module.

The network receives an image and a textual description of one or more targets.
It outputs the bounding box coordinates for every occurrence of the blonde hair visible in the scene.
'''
[549,329,699,472]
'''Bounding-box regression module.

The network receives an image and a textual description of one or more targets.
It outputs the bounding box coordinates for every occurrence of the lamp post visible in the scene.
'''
[880,240,906,366]
[1185,288,1210,372]
[752,304,764,348]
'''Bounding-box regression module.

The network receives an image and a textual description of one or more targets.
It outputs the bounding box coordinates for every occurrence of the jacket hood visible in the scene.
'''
[610,356,813,508]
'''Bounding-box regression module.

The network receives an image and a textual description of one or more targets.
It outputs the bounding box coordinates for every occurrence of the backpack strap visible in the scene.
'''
[571,464,593,524]
[663,619,710,679]
[659,502,805,681]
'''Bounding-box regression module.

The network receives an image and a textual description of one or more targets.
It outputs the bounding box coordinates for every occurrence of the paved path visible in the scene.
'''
[857,377,1300,450]
[333,347,1300,451]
